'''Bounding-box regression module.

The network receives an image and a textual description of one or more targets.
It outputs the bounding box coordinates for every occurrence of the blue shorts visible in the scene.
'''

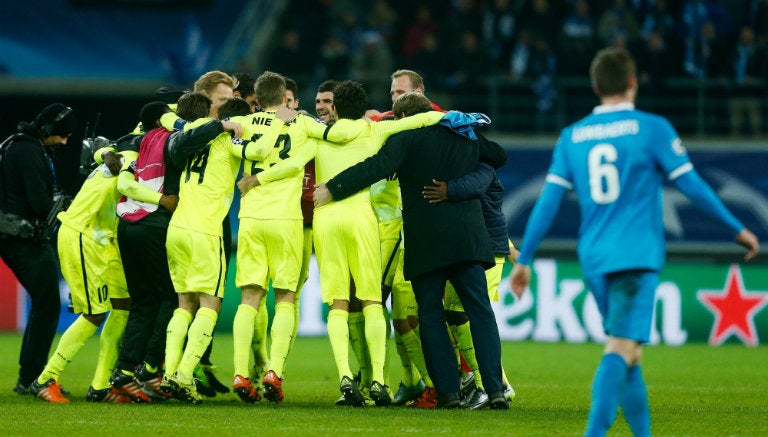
[586,269,658,344]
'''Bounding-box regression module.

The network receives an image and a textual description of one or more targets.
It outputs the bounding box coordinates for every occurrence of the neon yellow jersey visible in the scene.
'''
[58,151,137,245]
[238,113,324,220]
[315,112,444,206]
[169,131,241,236]
[370,179,401,222]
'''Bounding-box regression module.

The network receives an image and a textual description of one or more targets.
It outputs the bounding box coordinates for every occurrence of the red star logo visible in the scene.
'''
[697,264,768,346]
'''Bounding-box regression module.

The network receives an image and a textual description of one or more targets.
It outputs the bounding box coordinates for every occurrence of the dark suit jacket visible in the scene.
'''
[327,124,503,280]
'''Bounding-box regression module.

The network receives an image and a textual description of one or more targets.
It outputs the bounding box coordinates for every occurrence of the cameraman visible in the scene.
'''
[0,103,75,395]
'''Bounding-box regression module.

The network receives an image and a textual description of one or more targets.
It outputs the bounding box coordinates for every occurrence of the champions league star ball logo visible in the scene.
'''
[697,264,768,346]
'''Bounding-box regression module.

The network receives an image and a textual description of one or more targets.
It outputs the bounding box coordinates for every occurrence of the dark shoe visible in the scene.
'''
[461,388,489,410]
[193,364,229,397]
[437,391,461,409]
[393,379,425,405]
[368,381,391,406]
[13,381,30,395]
[135,363,170,400]
[339,375,365,407]
[489,396,510,410]
[86,386,133,403]
[203,365,230,394]
[109,369,153,403]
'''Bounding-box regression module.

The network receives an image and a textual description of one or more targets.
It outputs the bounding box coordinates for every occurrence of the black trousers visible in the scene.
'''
[0,237,60,386]
[116,220,177,370]
[411,261,504,399]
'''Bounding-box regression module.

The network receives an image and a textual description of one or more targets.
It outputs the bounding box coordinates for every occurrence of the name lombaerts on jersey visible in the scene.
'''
[571,120,640,143]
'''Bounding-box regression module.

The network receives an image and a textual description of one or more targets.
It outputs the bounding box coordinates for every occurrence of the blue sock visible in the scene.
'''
[621,365,650,437]
[585,353,627,437]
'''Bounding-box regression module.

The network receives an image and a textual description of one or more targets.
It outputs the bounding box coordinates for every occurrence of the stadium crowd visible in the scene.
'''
[264,0,768,136]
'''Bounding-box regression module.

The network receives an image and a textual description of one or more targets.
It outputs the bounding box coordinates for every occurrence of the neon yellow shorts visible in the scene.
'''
[58,224,127,314]
[236,218,303,291]
[166,224,227,297]
[314,203,381,304]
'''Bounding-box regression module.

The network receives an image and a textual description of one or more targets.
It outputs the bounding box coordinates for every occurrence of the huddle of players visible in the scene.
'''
[29,68,513,409]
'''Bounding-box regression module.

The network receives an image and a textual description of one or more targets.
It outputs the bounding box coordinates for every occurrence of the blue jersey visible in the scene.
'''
[536,103,691,275]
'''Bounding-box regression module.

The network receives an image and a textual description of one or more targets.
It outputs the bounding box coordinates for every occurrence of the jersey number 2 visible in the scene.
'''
[588,143,619,204]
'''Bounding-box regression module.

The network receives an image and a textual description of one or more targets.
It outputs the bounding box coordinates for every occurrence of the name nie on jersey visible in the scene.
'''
[571,120,639,143]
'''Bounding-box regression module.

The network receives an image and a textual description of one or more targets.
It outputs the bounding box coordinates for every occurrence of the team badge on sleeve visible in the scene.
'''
[671,138,686,156]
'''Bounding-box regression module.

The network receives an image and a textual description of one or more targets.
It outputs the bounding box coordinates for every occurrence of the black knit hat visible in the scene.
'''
[35,103,76,137]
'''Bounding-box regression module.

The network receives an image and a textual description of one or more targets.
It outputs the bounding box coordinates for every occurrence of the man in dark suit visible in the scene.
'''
[314,92,509,409]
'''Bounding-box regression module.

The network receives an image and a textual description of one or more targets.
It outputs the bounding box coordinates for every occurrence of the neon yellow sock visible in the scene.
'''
[394,331,419,386]
[288,291,301,360]
[270,301,296,378]
[91,309,128,389]
[451,322,482,388]
[176,307,218,383]
[164,308,193,376]
[327,309,352,380]
[362,304,387,384]
[233,303,258,377]
[348,311,368,382]
[382,306,392,388]
[38,315,99,384]
[252,299,269,368]
[401,329,434,388]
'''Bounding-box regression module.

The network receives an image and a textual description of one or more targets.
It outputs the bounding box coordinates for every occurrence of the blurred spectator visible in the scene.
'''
[529,36,558,132]
[444,31,487,110]
[519,0,561,47]
[349,31,394,110]
[727,26,768,137]
[640,0,679,44]
[365,0,398,46]
[443,0,485,48]
[267,29,309,80]
[684,20,731,78]
[598,0,641,48]
[314,32,350,83]
[509,28,534,80]
[557,0,597,76]
[333,9,366,55]
[482,0,519,73]
[680,0,733,76]
[411,32,447,91]
[637,31,681,99]
[401,6,440,65]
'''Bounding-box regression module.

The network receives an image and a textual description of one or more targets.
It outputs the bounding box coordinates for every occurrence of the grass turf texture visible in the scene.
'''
[0,333,765,436]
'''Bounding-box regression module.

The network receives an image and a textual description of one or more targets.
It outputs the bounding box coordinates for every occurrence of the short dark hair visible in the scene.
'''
[392,92,431,118]
[176,92,212,121]
[140,101,171,132]
[285,77,298,96]
[332,81,367,120]
[317,79,338,94]
[233,72,256,98]
[255,71,286,108]
[218,97,252,119]
[590,47,636,97]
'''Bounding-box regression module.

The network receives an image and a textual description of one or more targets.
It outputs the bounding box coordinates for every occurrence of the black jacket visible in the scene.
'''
[327,124,503,280]
[0,122,55,221]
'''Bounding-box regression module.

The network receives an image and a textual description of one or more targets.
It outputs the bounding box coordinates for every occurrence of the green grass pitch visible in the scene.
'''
[0,333,765,436]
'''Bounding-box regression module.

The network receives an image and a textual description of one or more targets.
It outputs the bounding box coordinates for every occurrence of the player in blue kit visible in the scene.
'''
[510,48,759,437]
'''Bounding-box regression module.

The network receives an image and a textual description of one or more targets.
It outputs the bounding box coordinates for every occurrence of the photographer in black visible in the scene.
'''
[0,103,75,395]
